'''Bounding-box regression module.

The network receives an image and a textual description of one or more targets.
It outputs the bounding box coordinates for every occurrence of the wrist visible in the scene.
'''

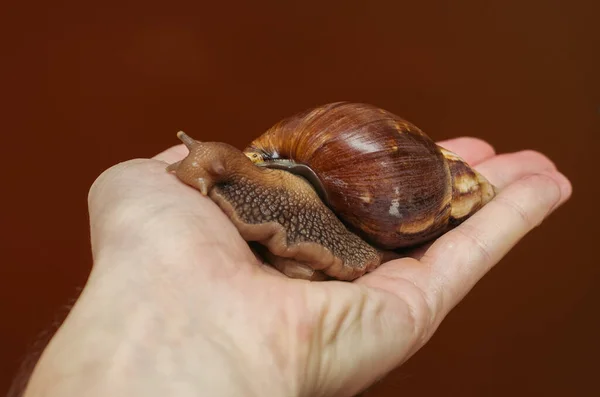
[24,257,297,397]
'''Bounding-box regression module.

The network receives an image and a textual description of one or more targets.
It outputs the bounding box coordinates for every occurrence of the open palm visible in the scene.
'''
[25,137,571,397]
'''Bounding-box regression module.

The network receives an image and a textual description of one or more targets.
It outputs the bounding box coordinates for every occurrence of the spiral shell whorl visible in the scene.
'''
[244,102,493,249]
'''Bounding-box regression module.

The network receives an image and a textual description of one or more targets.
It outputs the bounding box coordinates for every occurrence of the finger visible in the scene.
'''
[436,137,496,166]
[420,169,571,318]
[153,144,189,164]
[474,150,557,189]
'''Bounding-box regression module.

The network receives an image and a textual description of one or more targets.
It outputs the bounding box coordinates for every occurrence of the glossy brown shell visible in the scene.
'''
[243,102,491,249]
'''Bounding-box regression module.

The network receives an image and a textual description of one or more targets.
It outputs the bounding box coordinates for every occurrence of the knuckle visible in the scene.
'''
[368,265,439,343]
[528,172,563,212]
[495,172,563,228]
[399,282,437,345]
[451,224,493,263]
[494,193,534,228]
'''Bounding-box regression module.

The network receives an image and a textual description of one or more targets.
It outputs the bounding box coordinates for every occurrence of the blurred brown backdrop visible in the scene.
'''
[1,0,598,396]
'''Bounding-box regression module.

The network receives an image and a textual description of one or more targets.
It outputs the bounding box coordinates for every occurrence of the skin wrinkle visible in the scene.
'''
[302,284,376,397]
[396,276,438,347]
[354,286,425,370]
[491,194,534,230]
[421,266,451,326]
[357,267,434,347]
[322,285,367,349]
[419,230,484,316]
[355,290,397,363]
[448,225,493,265]
[421,211,503,306]
[303,285,341,396]
[338,290,379,393]
[265,286,307,395]
[307,295,330,397]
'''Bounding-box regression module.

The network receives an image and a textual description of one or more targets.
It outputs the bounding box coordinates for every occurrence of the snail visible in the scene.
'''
[166,102,497,281]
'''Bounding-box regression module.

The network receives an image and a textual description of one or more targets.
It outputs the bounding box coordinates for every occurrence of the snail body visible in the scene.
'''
[167,102,496,281]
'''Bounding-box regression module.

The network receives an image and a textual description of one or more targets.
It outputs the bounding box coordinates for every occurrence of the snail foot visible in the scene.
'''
[209,181,382,281]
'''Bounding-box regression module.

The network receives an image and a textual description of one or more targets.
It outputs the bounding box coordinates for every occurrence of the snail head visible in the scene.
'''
[166,131,248,195]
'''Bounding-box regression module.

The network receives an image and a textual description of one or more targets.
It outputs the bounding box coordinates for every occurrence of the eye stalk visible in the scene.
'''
[176,130,198,149]
[166,131,243,196]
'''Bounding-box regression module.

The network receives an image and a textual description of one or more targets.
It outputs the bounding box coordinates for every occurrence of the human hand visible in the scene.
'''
[23,137,571,397]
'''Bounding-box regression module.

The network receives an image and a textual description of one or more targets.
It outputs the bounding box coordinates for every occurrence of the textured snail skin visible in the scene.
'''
[167,102,497,281]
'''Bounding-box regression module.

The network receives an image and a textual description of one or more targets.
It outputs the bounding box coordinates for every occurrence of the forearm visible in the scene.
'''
[22,260,290,397]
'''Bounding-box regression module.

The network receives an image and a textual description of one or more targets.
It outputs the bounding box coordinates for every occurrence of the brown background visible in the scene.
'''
[1,0,598,396]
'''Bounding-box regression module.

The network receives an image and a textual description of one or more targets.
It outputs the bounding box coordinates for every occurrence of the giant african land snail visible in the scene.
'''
[166,102,497,281]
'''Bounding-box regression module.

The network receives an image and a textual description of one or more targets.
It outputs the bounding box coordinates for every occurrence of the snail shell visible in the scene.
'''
[167,102,496,281]
[243,102,496,250]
